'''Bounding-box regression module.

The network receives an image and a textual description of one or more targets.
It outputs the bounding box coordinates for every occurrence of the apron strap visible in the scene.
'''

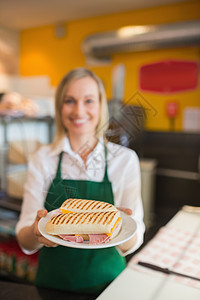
[55,151,63,179]
[103,145,109,182]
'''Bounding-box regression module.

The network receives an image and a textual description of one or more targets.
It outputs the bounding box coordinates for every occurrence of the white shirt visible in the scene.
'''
[16,137,145,256]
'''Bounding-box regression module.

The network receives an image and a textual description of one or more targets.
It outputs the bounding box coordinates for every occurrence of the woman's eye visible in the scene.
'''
[85,99,93,104]
[63,98,75,104]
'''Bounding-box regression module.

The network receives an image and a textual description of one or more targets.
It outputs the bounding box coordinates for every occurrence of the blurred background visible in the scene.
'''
[0,0,199,283]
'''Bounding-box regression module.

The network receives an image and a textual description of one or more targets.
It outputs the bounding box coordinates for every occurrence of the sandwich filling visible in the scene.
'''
[58,220,121,244]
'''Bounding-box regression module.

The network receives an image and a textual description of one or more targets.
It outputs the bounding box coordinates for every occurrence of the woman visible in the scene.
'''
[16,67,145,294]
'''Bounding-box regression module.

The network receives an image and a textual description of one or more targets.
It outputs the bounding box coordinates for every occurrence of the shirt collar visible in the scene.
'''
[49,135,105,158]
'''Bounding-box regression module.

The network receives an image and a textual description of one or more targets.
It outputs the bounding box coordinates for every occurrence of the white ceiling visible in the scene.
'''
[0,0,192,30]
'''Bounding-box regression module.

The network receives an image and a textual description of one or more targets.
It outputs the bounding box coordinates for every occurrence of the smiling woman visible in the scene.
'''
[16,67,145,295]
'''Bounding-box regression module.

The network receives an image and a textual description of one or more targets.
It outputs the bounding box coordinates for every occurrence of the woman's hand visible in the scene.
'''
[117,207,132,216]
[17,209,58,252]
[33,209,58,248]
[117,206,137,253]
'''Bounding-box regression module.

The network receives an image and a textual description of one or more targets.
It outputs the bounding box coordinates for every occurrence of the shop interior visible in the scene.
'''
[0,0,200,299]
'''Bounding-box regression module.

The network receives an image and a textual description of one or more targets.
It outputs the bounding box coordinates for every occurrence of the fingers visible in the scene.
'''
[118,207,132,215]
[34,209,47,236]
[34,209,58,248]
[35,209,48,222]
[37,236,58,248]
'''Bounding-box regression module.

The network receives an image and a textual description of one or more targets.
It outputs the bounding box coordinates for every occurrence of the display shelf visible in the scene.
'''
[0,269,30,284]
[0,114,54,194]
[0,196,22,212]
[0,206,19,236]
[0,115,54,144]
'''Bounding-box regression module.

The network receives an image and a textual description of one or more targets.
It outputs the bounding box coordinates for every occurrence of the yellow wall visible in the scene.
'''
[20,0,200,131]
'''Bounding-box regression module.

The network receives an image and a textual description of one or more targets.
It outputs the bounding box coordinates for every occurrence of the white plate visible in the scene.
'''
[38,209,137,249]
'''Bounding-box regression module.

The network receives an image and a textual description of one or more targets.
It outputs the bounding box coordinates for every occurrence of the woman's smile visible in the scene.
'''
[70,117,90,126]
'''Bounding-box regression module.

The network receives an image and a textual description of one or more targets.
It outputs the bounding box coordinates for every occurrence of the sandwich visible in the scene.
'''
[59,198,118,214]
[45,199,122,245]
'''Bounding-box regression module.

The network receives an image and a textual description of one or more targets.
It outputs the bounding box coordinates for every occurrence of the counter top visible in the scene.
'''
[0,280,99,300]
[97,207,200,300]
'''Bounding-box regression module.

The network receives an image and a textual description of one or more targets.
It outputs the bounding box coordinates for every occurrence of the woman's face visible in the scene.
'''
[61,76,100,138]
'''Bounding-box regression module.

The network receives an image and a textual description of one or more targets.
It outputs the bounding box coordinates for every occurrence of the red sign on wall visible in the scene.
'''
[139,60,199,94]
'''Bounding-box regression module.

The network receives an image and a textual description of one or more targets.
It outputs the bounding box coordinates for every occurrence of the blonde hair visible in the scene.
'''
[53,67,109,145]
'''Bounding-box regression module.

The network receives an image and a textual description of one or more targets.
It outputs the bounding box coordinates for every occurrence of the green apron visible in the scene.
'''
[35,146,126,293]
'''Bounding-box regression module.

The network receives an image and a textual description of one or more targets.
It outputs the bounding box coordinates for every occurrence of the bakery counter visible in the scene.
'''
[0,280,100,300]
[96,206,200,300]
